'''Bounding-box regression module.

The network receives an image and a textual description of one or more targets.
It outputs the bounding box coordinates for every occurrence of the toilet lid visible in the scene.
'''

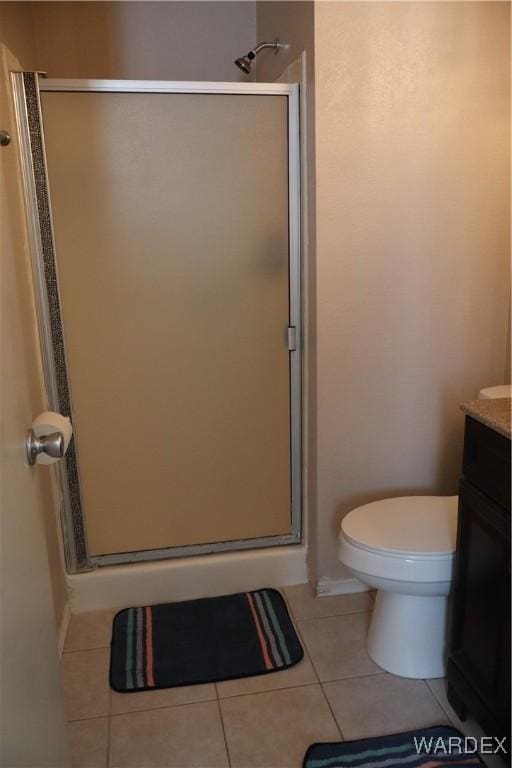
[341,496,458,557]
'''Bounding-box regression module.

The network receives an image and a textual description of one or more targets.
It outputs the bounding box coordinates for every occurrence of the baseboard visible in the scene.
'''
[57,601,71,656]
[67,545,308,613]
[316,576,369,597]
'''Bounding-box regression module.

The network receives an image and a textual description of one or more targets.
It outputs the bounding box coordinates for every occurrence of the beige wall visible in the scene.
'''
[256,2,314,84]
[0,2,36,69]
[256,1,317,577]
[29,1,256,80]
[314,1,511,582]
[0,4,68,628]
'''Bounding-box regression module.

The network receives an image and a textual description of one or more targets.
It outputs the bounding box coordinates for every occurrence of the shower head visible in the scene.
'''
[234,55,253,75]
[234,39,283,75]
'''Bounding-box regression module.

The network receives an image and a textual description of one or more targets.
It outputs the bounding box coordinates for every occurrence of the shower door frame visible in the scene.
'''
[13,74,302,573]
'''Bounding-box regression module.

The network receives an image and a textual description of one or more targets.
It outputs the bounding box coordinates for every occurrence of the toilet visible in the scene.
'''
[338,385,511,680]
[339,495,457,679]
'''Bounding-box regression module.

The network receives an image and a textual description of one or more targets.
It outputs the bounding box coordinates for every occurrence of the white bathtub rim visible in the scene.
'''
[67,544,308,612]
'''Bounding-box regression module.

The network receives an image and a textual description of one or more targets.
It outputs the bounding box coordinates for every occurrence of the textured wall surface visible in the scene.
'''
[29,1,256,80]
[0,2,37,69]
[314,1,511,581]
[0,3,69,628]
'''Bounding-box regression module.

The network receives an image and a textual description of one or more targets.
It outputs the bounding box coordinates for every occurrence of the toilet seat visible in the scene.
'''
[339,496,458,583]
[342,496,458,556]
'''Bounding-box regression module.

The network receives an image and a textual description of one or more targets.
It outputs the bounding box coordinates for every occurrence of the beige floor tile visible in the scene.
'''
[220,684,340,768]
[298,613,381,681]
[284,584,373,620]
[426,678,464,729]
[217,652,317,698]
[65,610,116,652]
[324,674,448,739]
[69,717,109,768]
[111,683,216,714]
[109,701,228,767]
[62,648,110,721]
[425,677,507,767]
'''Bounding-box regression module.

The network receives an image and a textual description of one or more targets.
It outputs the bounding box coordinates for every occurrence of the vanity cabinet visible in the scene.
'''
[447,415,511,759]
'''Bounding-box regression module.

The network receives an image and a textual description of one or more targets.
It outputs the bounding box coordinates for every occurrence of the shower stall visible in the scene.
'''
[14,74,302,577]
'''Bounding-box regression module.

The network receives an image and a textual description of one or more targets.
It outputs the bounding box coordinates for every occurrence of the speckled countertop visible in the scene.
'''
[460,398,511,439]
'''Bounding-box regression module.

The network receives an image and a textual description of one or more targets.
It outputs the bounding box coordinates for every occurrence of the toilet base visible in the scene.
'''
[367,590,449,679]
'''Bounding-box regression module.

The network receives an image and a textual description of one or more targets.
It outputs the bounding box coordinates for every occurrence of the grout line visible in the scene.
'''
[424,679,458,727]
[217,679,317,701]
[319,681,344,742]
[107,714,112,768]
[293,608,373,620]
[296,609,373,625]
[285,588,371,739]
[63,645,110,656]
[283,586,374,623]
[107,689,112,768]
[291,622,320,682]
[68,711,110,724]
[213,681,322,703]
[107,715,112,768]
[109,697,218,718]
[68,669,386,724]
[319,670,386,684]
[216,697,232,768]
[292,608,384,687]
[424,682,502,765]
[63,643,111,654]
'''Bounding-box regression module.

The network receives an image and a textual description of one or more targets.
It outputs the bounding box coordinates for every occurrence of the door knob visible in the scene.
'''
[26,429,64,465]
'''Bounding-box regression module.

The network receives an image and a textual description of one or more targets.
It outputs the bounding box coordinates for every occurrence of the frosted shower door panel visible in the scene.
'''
[40,91,291,556]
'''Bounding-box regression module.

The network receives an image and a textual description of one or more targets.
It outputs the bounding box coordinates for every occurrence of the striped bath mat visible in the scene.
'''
[110,588,302,692]
[303,726,486,768]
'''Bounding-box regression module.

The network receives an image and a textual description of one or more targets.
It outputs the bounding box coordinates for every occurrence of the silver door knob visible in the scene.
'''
[26,429,64,465]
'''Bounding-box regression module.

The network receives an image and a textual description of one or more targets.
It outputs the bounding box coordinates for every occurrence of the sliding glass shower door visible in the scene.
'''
[16,77,301,569]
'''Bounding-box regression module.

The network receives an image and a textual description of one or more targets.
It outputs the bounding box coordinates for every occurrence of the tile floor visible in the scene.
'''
[62,584,495,768]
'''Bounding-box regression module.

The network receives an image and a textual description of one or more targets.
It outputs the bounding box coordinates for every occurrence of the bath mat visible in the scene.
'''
[303,726,487,768]
[110,588,303,692]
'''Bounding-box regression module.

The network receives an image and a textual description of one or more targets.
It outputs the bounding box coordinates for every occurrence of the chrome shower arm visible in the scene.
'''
[252,41,282,56]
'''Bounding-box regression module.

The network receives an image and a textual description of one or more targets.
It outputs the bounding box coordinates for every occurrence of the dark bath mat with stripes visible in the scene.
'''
[110,588,303,692]
[303,726,487,768]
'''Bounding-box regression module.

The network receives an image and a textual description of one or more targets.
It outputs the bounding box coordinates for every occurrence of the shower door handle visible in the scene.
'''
[287,326,297,351]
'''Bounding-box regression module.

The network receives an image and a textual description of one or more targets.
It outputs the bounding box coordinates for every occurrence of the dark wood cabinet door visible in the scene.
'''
[450,479,511,734]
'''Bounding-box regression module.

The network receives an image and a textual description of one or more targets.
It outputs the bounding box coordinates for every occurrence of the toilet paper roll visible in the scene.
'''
[32,411,73,465]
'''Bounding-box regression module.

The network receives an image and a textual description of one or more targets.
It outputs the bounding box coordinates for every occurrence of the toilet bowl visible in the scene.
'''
[339,495,458,679]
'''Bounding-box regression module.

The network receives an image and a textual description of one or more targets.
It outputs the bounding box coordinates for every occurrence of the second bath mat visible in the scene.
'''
[303,726,487,768]
[110,588,303,692]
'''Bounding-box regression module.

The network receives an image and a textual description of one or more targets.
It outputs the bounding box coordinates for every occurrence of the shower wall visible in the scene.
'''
[27,1,256,81]
[0,3,36,69]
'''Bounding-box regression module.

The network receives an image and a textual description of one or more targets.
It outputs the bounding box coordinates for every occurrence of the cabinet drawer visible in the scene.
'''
[463,416,511,511]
